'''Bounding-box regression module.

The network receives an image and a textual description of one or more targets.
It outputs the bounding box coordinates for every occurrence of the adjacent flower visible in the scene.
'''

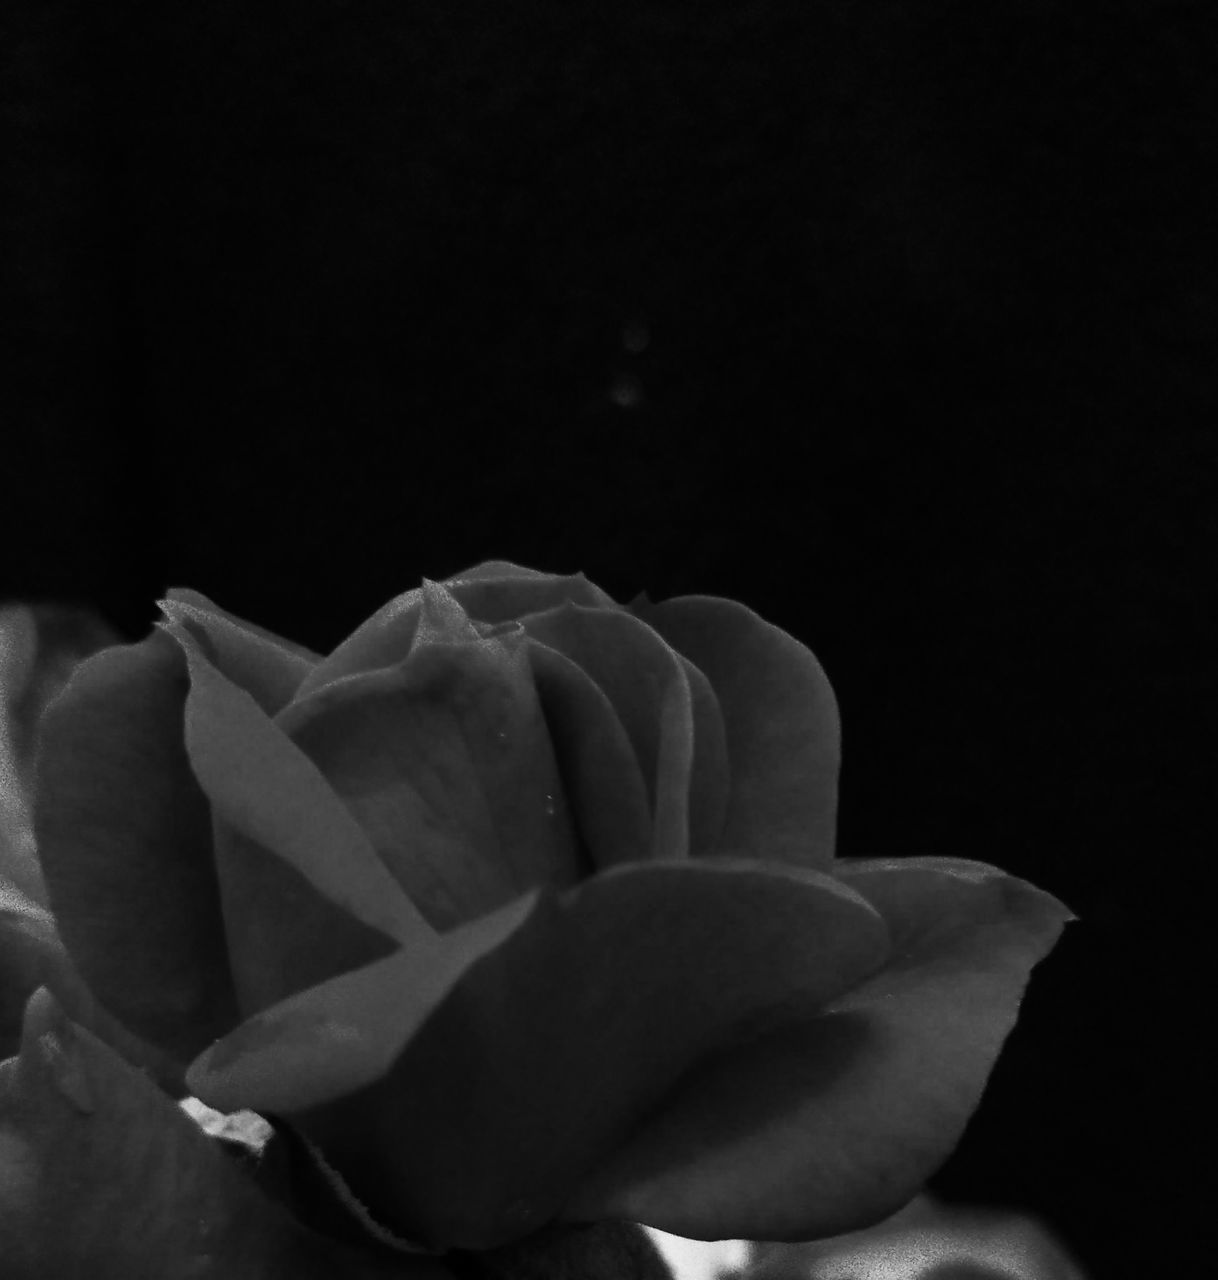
[31,562,1072,1252]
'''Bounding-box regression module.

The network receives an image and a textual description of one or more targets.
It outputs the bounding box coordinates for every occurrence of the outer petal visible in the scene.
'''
[32,631,239,1065]
[193,860,889,1250]
[632,595,840,868]
[0,988,449,1279]
[279,627,584,929]
[161,619,428,1016]
[162,589,320,714]
[562,858,1072,1242]
[521,604,698,861]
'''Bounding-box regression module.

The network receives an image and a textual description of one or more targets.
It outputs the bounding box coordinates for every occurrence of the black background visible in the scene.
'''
[4,2,1212,1276]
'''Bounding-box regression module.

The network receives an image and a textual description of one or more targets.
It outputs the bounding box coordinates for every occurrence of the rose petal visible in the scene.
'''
[1,988,448,1279]
[444,565,618,625]
[202,860,887,1250]
[164,617,427,947]
[444,560,557,584]
[280,625,583,930]
[561,858,1073,1242]
[633,595,840,868]
[671,655,730,858]
[525,638,653,869]
[211,822,414,1020]
[186,892,538,1112]
[295,592,428,699]
[161,620,428,1016]
[295,565,615,698]
[521,604,698,860]
[411,578,485,647]
[162,589,319,713]
[32,632,239,1064]
[0,884,181,1088]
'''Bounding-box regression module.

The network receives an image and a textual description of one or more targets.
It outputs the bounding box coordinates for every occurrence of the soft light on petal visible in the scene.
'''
[443,564,618,624]
[162,589,319,713]
[744,1195,1087,1280]
[295,589,428,697]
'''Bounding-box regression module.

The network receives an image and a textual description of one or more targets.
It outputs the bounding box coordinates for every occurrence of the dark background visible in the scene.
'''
[3,2,1211,1275]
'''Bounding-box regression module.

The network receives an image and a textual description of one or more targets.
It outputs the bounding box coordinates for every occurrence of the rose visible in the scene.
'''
[32,561,1071,1252]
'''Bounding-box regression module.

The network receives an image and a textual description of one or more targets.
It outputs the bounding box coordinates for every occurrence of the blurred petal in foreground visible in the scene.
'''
[741,1195,1086,1280]
[2,602,119,909]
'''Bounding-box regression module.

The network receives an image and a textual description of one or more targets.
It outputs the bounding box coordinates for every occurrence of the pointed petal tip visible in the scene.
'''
[20,983,63,1041]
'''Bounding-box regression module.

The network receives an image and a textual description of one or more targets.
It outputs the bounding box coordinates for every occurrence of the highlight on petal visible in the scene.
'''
[633,595,840,868]
[161,589,319,714]
[743,1193,1088,1280]
[0,988,448,1280]
[295,564,617,698]
[442,564,618,625]
[295,589,428,698]
[444,560,557,582]
[162,617,428,949]
[32,631,240,1066]
[261,860,888,1250]
[521,604,697,860]
[562,858,1072,1243]
[280,628,583,929]
[412,579,484,647]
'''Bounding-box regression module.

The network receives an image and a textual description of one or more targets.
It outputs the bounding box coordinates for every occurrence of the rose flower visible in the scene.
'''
[31,562,1071,1252]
